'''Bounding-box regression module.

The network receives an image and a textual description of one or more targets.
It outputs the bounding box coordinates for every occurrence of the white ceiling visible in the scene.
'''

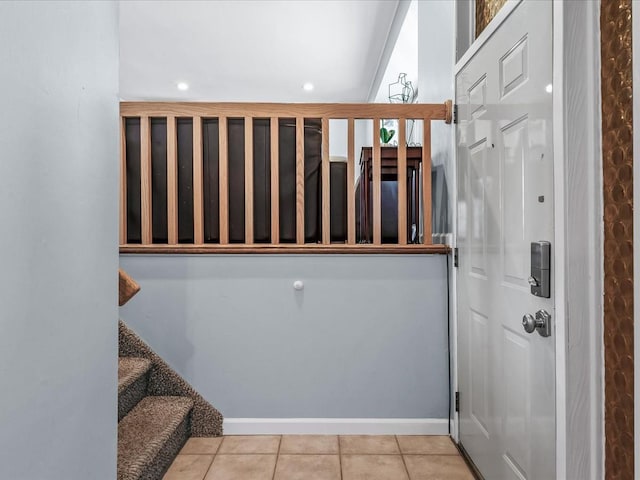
[119,0,401,102]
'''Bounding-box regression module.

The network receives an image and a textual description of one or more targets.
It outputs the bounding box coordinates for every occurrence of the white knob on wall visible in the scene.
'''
[293,280,304,291]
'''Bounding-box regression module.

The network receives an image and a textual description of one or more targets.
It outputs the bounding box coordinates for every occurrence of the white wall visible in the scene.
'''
[120,255,450,424]
[455,0,474,62]
[0,2,119,479]
[372,1,418,104]
[418,0,455,237]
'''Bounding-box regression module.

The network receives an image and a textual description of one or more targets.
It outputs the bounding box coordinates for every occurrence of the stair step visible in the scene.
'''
[118,396,193,480]
[118,357,152,421]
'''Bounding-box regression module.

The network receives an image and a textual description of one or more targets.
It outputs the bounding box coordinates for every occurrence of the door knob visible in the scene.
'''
[522,314,537,333]
[522,310,552,337]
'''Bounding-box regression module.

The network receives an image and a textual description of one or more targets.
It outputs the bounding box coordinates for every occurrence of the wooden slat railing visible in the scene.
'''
[140,116,152,244]
[193,116,204,244]
[270,117,279,244]
[120,101,452,254]
[397,118,407,245]
[167,116,178,244]
[219,117,229,244]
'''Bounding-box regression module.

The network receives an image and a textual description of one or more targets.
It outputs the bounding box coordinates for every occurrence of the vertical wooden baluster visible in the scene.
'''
[219,117,229,244]
[397,118,407,245]
[166,115,178,245]
[296,117,305,245]
[372,117,381,245]
[321,117,330,244]
[347,118,355,245]
[120,116,127,245]
[422,119,432,244]
[270,117,279,244]
[140,116,152,245]
[193,116,204,244]
[245,117,254,244]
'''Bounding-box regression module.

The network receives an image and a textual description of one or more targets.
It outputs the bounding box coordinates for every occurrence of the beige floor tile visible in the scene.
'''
[396,435,458,455]
[279,435,339,454]
[163,454,214,480]
[404,455,474,480]
[339,435,400,454]
[204,455,277,480]
[274,454,340,480]
[341,455,409,480]
[217,435,281,454]
[180,437,224,454]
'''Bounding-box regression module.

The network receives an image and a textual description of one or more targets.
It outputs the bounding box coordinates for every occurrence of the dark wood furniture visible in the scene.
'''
[356,146,423,243]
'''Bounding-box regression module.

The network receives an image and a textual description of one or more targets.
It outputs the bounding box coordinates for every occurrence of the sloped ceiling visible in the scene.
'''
[119,0,400,102]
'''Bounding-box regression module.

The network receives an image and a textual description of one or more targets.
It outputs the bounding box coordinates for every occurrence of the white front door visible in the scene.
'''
[456,1,555,479]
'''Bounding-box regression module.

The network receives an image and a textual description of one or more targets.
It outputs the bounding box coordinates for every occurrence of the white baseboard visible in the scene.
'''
[223,418,449,435]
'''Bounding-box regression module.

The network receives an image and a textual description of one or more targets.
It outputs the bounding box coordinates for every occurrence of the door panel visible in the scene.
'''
[456,1,555,479]
[501,116,528,287]
[469,139,489,278]
[502,328,530,478]
[470,309,490,437]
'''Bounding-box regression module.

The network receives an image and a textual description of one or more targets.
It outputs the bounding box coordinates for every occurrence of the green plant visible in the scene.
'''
[380,127,395,144]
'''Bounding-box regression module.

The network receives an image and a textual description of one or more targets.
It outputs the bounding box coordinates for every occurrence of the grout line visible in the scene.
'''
[400,453,461,456]
[200,453,216,480]
[395,435,411,479]
[271,435,282,480]
[214,437,223,455]
[177,453,220,456]
[338,435,343,480]
[202,451,455,456]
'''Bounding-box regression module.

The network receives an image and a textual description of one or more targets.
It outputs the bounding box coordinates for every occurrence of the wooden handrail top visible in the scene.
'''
[120,101,453,124]
[118,268,140,306]
[121,244,451,255]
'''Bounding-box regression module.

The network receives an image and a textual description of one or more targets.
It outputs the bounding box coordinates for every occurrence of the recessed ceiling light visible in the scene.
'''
[177,82,189,91]
[303,82,314,91]
[545,83,553,93]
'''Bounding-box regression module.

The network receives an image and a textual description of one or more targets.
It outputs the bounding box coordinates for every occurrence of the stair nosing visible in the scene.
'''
[118,357,152,394]
[117,396,193,480]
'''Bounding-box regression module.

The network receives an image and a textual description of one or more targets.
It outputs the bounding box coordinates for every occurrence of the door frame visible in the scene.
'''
[452,1,604,478]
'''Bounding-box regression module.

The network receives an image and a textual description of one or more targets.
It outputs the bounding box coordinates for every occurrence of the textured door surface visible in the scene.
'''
[456,1,555,479]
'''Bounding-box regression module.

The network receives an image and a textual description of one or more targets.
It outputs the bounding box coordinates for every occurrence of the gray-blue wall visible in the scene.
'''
[120,255,449,419]
[0,2,119,479]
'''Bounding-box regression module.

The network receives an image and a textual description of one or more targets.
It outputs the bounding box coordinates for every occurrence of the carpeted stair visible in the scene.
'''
[117,357,194,480]
[118,357,152,421]
[117,272,223,480]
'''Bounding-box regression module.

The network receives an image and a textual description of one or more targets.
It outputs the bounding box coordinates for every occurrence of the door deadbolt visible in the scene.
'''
[522,310,552,337]
[530,241,551,298]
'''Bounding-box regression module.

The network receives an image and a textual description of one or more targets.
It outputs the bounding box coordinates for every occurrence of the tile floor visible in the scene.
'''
[163,435,475,480]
